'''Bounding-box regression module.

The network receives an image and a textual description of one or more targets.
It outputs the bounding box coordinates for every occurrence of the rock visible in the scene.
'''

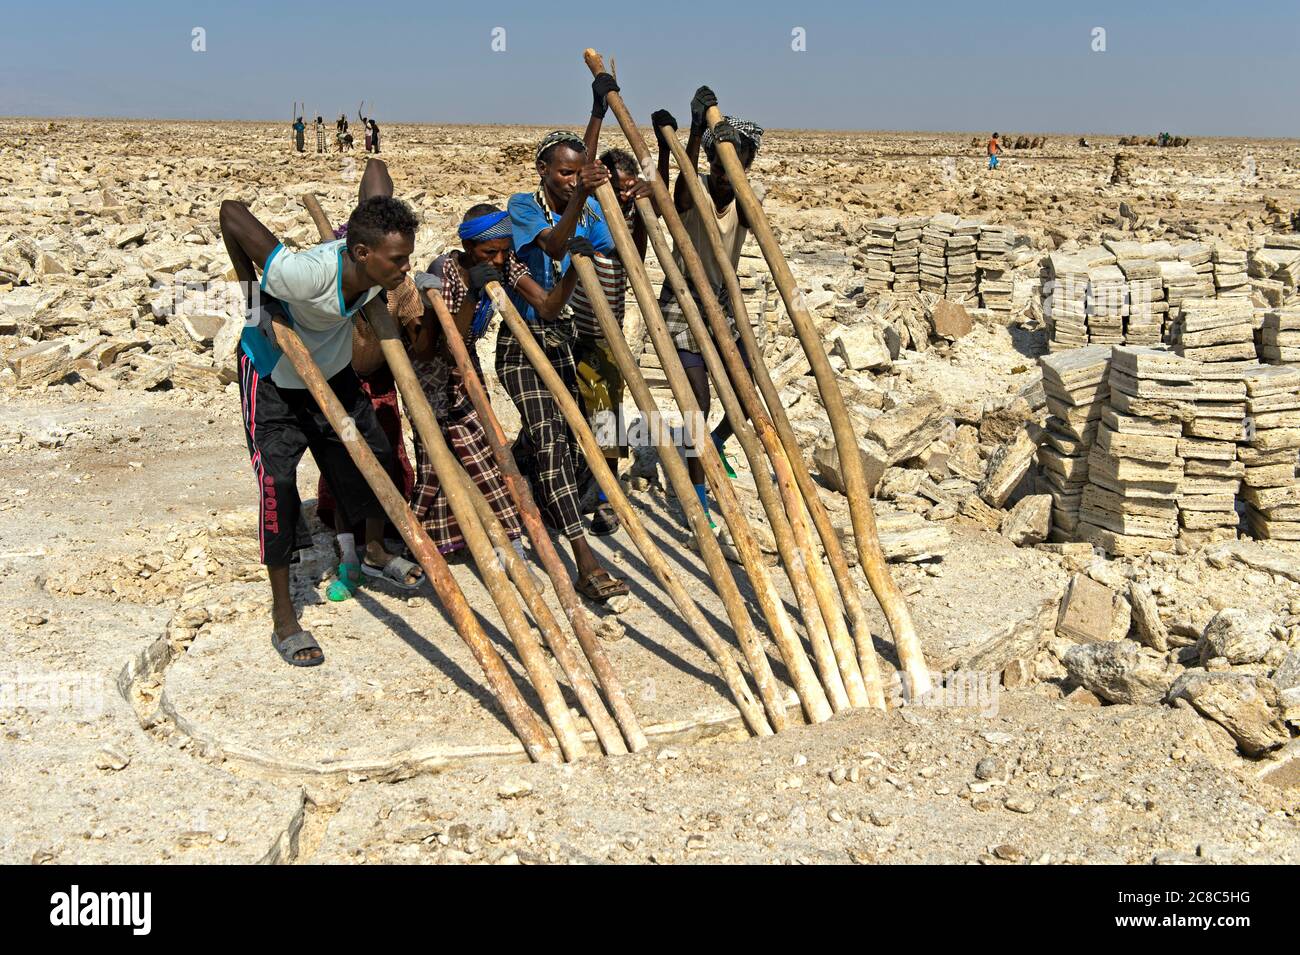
[829,323,891,371]
[1064,686,1103,706]
[813,434,887,496]
[1199,609,1275,666]
[1000,494,1051,545]
[1056,573,1115,644]
[1168,671,1288,756]
[1108,594,1133,643]
[979,428,1038,507]
[1002,658,1033,688]
[1273,651,1300,692]
[1062,640,1176,705]
[1128,583,1169,652]
[863,397,948,467]
[975,757,1002,780]
[496,779,534,799]
[930,299,973,340]
[1003,796,1037,814]
[874,512,949,562]
[9,340,73,386]
[181,313,227,346]
[111,224,148,248]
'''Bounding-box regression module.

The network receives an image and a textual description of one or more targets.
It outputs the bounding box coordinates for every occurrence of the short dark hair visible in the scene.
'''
[345,196,417,252]
[539,140,586,166]
[462,203,501,221]
[600,148,639,180]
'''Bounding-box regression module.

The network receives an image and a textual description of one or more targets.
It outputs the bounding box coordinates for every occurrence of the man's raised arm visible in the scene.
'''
[359,157,394,203]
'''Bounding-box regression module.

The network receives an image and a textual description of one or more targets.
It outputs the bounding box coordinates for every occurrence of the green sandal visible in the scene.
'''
[326,562,363,602]
[720,450,737,479]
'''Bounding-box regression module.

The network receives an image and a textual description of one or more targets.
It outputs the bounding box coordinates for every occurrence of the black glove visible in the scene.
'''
[566,236,596,260]
[690,86,717,132]
[712,119,741,148]
[651,109,677,145]
[591,73,619,118]
[467,262,502,297]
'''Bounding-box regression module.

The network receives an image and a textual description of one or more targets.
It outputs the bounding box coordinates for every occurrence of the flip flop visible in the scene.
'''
[326,562,363,602]
[577,568,629,602]
[589,502,620,537]
[272,629,324,667]
[361,554,425,591]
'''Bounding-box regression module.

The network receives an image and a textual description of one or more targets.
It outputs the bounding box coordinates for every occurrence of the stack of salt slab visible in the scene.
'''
[1077,347,1190,556]
[1177,361,1252,539]
[1038,346,1110,539]
[976,225,1013,314]
[1251,236,1300,304]
[920,214,955,295]
[1214,248,1250,299]
[1177,243,1218,300]
[1159,260,1202,336]
[1086,264,1127,345]
[1118,259,1165,345]
[1241,364,1300,540]
[891,216,924,293]
[1260,308,1300,364]
[945,219,980,301]
[1044,252,1090,350]
[861,218,896,293]
[1172,297,1256,363]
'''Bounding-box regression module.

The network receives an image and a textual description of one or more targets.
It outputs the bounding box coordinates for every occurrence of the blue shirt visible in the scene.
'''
[506,192,615,324]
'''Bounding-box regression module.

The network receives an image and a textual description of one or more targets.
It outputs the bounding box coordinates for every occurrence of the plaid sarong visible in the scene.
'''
[494,321,588,540]
[407,357,522,554]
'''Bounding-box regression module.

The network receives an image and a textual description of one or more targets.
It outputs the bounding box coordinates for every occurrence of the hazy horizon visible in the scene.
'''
[2,1,1296,137]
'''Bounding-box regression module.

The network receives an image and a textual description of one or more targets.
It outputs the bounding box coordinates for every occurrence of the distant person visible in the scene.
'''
[336,114,351,153]
[359,110,373,152]
[987,132,1001,169]
[315,116,326,153]
[369,119,381,154]
[293,116,306,153]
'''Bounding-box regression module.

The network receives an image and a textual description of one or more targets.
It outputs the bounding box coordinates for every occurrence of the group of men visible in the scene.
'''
[293,114,381,154]
[225,75,764,666]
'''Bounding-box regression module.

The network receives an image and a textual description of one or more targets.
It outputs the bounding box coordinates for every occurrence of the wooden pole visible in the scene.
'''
[488,282,775,736]
[577,177,830,723]
[582,52,866,710]
[269,323,558,762]
[657,122,887,710]
[419,285,648,752]
[300,194,621,757]
[698,99,933,698]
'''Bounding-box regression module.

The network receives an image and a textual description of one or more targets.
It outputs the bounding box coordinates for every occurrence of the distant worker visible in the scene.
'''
[293,116,306,153]
[315,116,326,153]
[368,118,381,154]
[987,132,1001,170]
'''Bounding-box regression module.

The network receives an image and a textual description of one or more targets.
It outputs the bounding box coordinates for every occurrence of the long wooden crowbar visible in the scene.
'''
[301,194,630,759]
[582,49,873,712]
[486,280,775,736]
[416,267,648,753]
[697,95,933,697]
[259,320,558,762]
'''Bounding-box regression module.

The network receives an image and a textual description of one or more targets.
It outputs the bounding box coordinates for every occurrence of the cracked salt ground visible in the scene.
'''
[4,120,1300,862]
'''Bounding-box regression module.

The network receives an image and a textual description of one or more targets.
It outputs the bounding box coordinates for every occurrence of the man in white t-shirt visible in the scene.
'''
[219,191,423,666]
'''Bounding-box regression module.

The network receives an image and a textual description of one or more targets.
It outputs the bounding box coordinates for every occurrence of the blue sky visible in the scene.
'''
[0,0,1295,135]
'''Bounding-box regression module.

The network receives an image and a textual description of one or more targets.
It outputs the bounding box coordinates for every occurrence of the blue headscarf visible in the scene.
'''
[458,210,511,242]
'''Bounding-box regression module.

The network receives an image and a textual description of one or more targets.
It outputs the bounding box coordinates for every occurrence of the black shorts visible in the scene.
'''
[238,352,393,566]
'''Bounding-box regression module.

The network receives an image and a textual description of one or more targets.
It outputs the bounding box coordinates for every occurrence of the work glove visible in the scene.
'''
[467,262,503,298]
[591,73,619,118]
[712,119,741,148]
[566,236,597,260]
[690,86,717,133]
[651,109,678,146]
